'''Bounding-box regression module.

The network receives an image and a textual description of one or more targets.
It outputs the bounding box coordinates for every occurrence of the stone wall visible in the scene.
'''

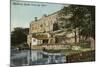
[29,13,58,34]
[27,10,77,46]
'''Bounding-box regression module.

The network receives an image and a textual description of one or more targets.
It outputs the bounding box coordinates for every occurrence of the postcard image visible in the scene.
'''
[10,0,95,66]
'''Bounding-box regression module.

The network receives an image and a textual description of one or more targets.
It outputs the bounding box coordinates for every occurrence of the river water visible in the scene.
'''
[11,50,66,66]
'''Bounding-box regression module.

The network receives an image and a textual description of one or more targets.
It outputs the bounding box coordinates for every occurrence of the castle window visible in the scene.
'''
[40,24,43,27]
[53,22,59,31]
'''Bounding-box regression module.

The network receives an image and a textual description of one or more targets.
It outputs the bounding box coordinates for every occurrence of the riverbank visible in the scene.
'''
[13,44,95,63]
[11,45,95,65]
[43,47,94,55]
[31,45,71,50]
[42,47,95,62]
[66,49,95,62]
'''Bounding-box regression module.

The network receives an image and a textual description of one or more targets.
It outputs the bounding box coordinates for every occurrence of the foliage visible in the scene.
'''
[11,27,29,46]
[58,5,95,40]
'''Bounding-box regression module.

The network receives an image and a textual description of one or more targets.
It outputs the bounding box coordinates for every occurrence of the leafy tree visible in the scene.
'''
[80,6,95,40]
[11,27,29,47]
[58,5,95,44]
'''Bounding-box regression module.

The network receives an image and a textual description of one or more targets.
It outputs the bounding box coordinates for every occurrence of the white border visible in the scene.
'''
[17,0,95,5]
[0,0,98,67]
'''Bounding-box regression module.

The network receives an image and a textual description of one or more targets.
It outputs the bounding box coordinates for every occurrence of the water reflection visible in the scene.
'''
[11,50,66,66]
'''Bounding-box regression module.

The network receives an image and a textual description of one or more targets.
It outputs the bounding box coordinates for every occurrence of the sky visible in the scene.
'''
[11,0,64,31]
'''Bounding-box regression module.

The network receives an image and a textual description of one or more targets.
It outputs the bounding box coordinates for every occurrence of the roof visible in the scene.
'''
[32,33,49,40]
[30,10,60,24]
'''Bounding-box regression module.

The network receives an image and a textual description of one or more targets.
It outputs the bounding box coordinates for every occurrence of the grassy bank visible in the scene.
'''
[43,48,94,55]
[43,49,62,53]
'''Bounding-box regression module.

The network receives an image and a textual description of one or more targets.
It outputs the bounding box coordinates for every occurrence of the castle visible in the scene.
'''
[27,10,78,46]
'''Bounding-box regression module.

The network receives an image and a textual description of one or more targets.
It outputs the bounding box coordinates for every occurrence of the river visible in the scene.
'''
[11,49,66,66]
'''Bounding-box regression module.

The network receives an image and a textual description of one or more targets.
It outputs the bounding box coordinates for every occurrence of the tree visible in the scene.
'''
[11,27,29,47]
[80,6,95,40]
[58,5,95,45]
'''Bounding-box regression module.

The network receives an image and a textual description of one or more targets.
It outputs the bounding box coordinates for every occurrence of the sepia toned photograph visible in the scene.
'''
[10,0,95,66]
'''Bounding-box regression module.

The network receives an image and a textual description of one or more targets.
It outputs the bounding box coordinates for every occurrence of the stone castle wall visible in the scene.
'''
[27,11,78,46]
[27,12,59,46]
[29,13,58,34]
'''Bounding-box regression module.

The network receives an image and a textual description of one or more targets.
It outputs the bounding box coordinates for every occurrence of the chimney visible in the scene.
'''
[42,14,47,18]
[43,14,47,17]
[34,17,37,21]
